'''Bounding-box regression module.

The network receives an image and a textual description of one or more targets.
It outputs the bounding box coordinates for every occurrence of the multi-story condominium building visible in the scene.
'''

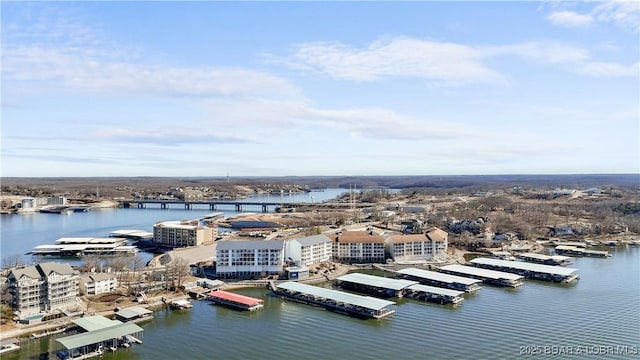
[153,220,216,248]
[79,273,118,295]
[215,240,285,278]
[388,227,449,262]
[285,234,333,267]
[332,231,386,263]
[6,262,79,319]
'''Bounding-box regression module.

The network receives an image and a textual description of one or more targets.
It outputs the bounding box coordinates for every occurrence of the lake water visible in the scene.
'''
[2,188,639,359]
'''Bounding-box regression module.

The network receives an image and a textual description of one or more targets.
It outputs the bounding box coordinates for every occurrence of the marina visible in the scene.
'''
[395,267,482,293]
[516,252,573,266]
[438,264,525,287]
[30,237,137,257]
[270,281,396,319]
[207,290,264,311]
[554,245,611,258]
[403,284,465,305]
[469,258,580,283]
[335,273,418,298]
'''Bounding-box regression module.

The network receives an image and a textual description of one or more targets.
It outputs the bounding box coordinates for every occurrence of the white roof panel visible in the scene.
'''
[397,268,482,286]
[276,282,395,311]
[337,273,418,291]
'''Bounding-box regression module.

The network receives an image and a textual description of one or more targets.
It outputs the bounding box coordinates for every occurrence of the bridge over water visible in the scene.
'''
[117,199,369,213]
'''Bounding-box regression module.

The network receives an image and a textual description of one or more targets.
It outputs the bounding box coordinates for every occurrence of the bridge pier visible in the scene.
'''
[161,203,167,209]
[209,204,217,211]
[235,204,242,212]
[185,204,191,210]
[262,204,268,213]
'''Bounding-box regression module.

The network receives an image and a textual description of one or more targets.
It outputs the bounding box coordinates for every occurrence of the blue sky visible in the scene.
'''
[2,1,639,177]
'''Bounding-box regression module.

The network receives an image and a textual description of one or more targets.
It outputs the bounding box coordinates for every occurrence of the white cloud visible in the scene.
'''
[593,0,640,32]
[2,46,301,99]
[544,1,640,32]
[286,38,637,82]
[547,11,594,28]
[287,37,504,84]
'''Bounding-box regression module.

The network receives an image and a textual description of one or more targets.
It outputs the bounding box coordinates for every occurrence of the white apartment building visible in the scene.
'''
[6,262,79,319]
[79,273,119,295]
[215,240,285,278]
[153,220,216,248]
[332,231,386,263]
[285,234,332,267]
[389,227,449,262]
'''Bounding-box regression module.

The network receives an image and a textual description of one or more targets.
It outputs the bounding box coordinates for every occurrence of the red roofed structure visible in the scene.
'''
[207,290,264,311]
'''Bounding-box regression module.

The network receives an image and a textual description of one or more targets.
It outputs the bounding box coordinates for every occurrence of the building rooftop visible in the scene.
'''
[337,273,418,291]
[294,234,332,246]
[276,282,395,311]
[115,307,153,320]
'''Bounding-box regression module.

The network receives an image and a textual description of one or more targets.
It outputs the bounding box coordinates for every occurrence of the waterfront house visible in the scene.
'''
[215,240,286,278]
[153,220,216,248]
[6,262,79,320]
[332,230,386,263]
[285,234,333,267]
[79,273,118,296]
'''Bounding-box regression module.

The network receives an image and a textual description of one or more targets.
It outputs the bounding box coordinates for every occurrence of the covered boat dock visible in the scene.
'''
[56,316,143,359]
[272,282,396,319]
[516,253,573,266]
[396,268,482,293]
[207,290,264,311]
[470,258,579,283]
[335,273,418,298]
[438,264,524,288]
[554,245,611,258]
[404,284,465,305]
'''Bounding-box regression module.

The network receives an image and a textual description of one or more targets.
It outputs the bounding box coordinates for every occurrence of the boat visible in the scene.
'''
[170,299,193,310]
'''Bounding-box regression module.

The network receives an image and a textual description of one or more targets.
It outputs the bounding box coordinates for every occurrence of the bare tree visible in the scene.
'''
[2,255,25,269]
[165,256,190,290]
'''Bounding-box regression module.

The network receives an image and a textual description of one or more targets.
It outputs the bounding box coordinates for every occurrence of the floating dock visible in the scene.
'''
[0,338,20,355]
[207,290,264,311]
[438,264,524,288]
[554,245,611,258]
[396,268,482,293]
[336,273,418,298]
[470,257,579,283]
[170,299,193,310]
[516,252,573,266]
[31,237,137,257]
[403,284,465,305]
[271,282,396,319]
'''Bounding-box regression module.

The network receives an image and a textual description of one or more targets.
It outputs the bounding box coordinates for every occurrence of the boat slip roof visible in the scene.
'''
[439,264,524,281]
[406,284,465,298]
[57,323,143,350]
[109,230,153,238]
[115,306,153,320]
[208,290,263,306]
[73,315,122,332]
[336,273,418,291]
[55,237,125,244]
[276,282,395,311]
[397,268,482,286]
[470,258,578,276]
[518,253,572,261]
